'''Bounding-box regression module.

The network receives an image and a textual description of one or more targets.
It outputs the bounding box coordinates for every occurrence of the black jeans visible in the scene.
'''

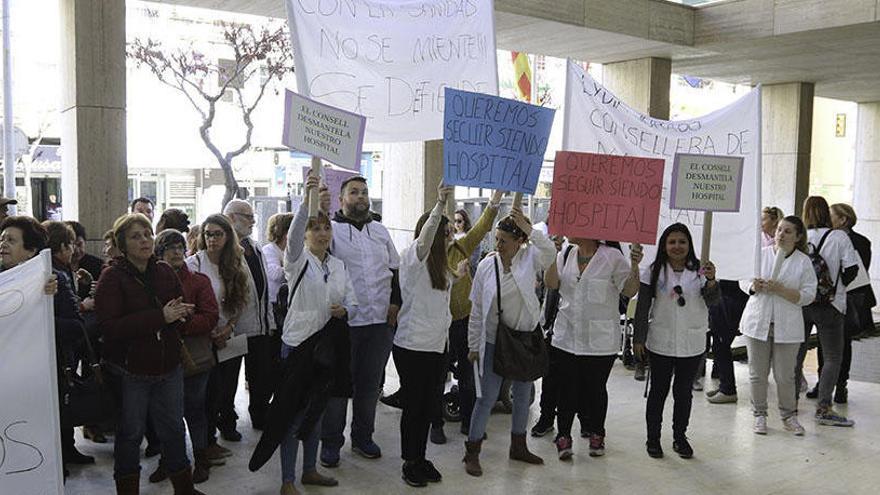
[392,345,445,461]
[710,332,737,395]
[207,356,242,443]
[554,346,615,438]
[431,317,475,430]
[541,342,588,425]
[816,308,855,389]
[245,334,281,428]
[646,352,703,442]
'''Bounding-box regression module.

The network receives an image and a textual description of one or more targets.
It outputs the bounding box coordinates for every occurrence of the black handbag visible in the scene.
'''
[64,324,116,427]
[491,256,548,381]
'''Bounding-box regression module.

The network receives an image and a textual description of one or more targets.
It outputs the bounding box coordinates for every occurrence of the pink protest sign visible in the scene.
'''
[547,151,665,244]
[302,166,359,215]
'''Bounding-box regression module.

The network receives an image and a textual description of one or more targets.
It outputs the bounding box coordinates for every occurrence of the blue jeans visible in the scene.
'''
[322,323,393,452]
[279,342,322,482]
[184,371,211,451]
[468,343,532,441]
[112,365,189,478]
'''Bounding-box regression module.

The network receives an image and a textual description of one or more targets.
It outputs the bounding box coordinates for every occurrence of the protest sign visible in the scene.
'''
[443,88,555,194]
[302,166,359,214]
[670,153,744,212]
[0,250,63,495]
[285,0,499,142]
[562,60,761,280]
[548,151,665,244]
[283,90,366,171]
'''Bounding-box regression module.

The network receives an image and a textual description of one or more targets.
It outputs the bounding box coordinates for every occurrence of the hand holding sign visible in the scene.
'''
[630,243,644,269]
[437,183,455,205]
[509,207,533,238]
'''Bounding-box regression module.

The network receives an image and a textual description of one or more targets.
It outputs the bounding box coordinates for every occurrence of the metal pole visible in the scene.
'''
[2,0,15,213]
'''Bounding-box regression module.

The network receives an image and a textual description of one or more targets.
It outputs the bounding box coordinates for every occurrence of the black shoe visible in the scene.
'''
[418,459,442,483]
[380,390,403,409]
[460,423,470,435]
[530,415,554,437]
[806,385,819,399]
[144,443,161,458]
[646,440,663,458]
[64,448,95,465]
[402,461,428,487]
[430,424,447,445]
[834,386,848,404]
[220,427,242,442]
[673,439,694,459]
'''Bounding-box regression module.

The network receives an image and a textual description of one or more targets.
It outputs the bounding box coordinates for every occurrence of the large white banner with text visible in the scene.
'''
[285,0,499,143]
[563,61,762,281]
[0,250,63,495]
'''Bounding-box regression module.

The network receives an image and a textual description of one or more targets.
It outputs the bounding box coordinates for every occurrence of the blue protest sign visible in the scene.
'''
[443,88,555,194]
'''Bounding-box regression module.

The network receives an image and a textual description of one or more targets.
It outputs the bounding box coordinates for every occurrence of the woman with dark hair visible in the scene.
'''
[633,223,719,459]
[157,208,191,234]
[796,196,859,426]
[827,203,875,403]
[149,229,219,484]
[453,209,472,239]
[94,213,202,494]
[186,214,251,459]
[1,218,88,477]
[741,216,816,436]
[542,238,642,459]
[393,184,469,486]
[462,207,556,477]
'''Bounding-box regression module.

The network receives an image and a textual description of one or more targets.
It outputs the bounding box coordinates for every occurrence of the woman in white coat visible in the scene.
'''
[543,239,642,460]
[741,215,816,436]
[633,223,719,460]
[462,208,556,477]
[392,185,468,487]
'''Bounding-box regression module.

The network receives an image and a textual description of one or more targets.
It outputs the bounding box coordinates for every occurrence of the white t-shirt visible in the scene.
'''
[807,228,859,314]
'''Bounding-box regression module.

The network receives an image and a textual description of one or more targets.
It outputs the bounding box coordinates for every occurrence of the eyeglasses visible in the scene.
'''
[204,231,225,239]
[233,212,255,221]
[673,285,686,307]
[454,219,464,224]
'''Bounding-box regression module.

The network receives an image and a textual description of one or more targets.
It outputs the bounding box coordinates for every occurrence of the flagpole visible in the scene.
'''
[2,0,15,210]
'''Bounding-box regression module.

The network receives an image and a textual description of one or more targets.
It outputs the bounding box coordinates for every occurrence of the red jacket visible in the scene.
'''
[95,256,184,376]
[177,264,220,375]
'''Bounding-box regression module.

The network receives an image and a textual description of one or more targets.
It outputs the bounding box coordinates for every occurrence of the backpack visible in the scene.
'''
[808,230,840,306]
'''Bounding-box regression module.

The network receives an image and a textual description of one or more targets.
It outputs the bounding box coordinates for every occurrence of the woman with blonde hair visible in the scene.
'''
[761,207,784,247]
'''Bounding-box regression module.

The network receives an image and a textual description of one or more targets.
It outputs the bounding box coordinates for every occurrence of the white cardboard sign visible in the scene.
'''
[670,153,745,212]
[284,0,499,143]
[282,90,366,171]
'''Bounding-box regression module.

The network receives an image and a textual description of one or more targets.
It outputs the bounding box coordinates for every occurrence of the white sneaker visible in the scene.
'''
[706,392,737,404]
[753,416,768,435]
[782,416,805,436]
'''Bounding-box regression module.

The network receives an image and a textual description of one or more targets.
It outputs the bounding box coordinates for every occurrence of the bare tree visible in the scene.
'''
[128,22,293,207]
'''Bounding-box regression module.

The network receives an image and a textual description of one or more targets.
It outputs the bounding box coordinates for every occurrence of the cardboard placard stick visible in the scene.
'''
[512,192,523,210]
[700,211,713,265]
[308,156,322,217]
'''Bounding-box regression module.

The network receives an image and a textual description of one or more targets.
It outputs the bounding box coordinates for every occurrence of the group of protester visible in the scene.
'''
[0,178,874,494]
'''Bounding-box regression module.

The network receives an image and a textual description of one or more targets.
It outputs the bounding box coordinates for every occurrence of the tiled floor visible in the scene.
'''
[64,355,877,494]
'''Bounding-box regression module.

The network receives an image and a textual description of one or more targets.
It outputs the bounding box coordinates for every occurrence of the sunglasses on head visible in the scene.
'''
[673,285,686,307]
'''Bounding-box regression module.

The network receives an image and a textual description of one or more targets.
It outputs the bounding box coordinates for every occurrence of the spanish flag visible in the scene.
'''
[511,51,532,103]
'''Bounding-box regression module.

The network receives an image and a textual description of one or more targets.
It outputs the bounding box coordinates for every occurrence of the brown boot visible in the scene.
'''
[115,473,140,495]
[509,433,543,464]
[148,460,168,483]
[168,467,207,495]
[192,450,211,484]
[463,440,483,477]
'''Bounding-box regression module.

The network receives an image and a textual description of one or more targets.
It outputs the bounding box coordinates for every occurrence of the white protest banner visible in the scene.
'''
[563,60,762,281]
[670,153,745,212]
[283,90,366,171]
[0,250,63,495]
[285,0,499,143]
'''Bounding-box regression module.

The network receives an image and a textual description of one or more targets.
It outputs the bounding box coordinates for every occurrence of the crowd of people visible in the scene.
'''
[0,180,875,494]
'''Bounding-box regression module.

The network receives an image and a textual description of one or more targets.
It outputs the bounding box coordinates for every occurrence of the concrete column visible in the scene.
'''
[59,0,127,250]
[761,82,814,217]
[602,57,671,119]
[381,140,445,250]
[854,101,880,302]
